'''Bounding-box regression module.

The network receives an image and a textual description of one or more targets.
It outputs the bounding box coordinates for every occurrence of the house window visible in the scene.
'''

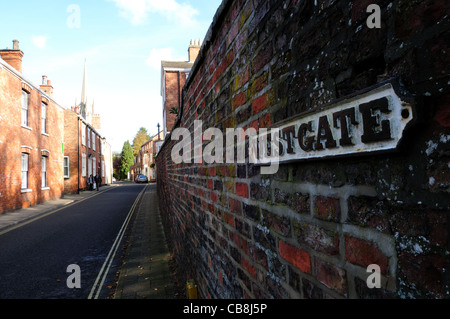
[82,153,87,177]
[21,91,29,127]
[41,102,47,134]
[21,153,29,190]
[64,156,70,178]
[42,156,48,188]
[88,156,92,176]
[82,123,86,146]
[92,157,96,176]
[92,132,96,151]
[88,128,91,149]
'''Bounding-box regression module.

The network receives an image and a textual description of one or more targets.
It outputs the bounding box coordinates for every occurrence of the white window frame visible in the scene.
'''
[92,132,96,151]
[41,156,48,189]
[41,102,47,134]
[82,123,86,146]
[88,156,92,177]
[21,91,29,127]
[88,128,91,149]
[92,157,96,176]
[64,156,70,178]
[21,153,29,190]
[82,153,87,177]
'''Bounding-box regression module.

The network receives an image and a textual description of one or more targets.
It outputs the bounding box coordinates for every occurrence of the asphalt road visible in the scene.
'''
[0,183,146,299]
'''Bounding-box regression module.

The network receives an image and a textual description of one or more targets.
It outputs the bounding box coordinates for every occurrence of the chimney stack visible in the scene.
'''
[188,39,201,63]
[40,75,54,96]
[0,40,24,73]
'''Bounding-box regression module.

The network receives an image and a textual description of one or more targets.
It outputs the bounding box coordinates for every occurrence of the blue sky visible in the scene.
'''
[0,0,222,152]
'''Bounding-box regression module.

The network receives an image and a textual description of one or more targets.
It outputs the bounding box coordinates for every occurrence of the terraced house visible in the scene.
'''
[63,61,111,193]
[0,41,65,214]
[0,40,113,212]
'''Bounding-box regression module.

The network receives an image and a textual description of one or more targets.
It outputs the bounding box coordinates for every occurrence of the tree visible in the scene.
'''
[119,141,134,179]
[132,127,150,157]
[112,152,122,179]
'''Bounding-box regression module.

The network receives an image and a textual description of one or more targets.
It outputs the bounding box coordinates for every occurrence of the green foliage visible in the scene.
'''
[132,127,150,157]
[119,140,134,179]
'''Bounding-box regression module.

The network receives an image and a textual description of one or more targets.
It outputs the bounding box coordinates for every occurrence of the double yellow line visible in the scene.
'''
[88,184,148,299]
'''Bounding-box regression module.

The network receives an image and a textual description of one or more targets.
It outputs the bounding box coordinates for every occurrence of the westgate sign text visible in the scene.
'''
[255,78,415,166]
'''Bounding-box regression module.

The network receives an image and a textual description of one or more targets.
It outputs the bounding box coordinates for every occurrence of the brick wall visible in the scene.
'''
[64,109,104,193]
[156,0,450,298]
[64,110,79,193]
[164,71,189,133]
[0,63,64,213]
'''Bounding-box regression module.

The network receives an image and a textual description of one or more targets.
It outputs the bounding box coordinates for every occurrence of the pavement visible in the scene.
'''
[0,182,179,299]
[113,183,178,299]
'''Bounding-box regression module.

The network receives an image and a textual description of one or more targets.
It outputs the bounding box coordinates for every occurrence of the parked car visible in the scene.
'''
[135,174,148,183]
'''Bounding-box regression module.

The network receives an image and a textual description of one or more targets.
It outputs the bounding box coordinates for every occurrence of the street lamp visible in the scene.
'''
[157,123,161,141]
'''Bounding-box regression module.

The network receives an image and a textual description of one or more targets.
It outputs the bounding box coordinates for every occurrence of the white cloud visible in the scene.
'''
[107,0,199,26]
[32,36,47,49]
[145,47,185,70]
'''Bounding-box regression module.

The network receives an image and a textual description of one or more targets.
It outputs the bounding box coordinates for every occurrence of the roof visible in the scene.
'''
[0,56,66,112]
[161,61,193,70]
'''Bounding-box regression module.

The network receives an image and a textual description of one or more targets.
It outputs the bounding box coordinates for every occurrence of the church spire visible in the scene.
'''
[80,59,88,120]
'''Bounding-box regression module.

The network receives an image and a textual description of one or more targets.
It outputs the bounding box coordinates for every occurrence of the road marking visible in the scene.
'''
[87,184,147,299]
[0,185,119,237]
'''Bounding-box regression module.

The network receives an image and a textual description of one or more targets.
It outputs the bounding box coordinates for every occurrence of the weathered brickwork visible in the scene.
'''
[0,61,64,214]
[157,0,450,298]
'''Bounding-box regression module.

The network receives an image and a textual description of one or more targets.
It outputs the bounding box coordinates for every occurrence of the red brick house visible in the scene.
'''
[161,40,201,135]
[63,108,104,193]
[0,41,65,214]
[139,131,164,182]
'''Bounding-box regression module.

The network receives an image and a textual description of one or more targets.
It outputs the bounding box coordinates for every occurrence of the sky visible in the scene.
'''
[0,0,222,153]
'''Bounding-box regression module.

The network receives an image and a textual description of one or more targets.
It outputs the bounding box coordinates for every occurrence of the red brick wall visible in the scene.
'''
[63,110,80,193]
[0,65,64,213]
[157,0,450,299]
[164,71,188,133]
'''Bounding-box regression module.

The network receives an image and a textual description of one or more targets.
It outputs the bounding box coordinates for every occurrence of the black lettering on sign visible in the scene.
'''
[298,121,315,152]
[282,125,296,154]
[315,115,337,150]
[360,97,392,143]
[333,107,358,146]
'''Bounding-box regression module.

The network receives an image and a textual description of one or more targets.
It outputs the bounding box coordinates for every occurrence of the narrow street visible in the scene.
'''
[0,0,448,304]
[0,183,146,299]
